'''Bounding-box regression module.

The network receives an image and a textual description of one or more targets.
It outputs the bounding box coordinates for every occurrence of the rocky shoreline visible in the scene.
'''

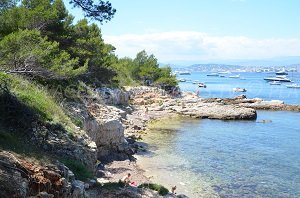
[2,86,299,197]
[97,86,300,197]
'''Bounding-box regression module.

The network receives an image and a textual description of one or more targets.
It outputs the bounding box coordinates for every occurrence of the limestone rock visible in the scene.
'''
[96,88,130,105]
[72,180,86,198]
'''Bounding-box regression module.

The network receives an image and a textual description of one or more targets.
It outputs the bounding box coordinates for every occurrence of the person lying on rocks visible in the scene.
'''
[121,173,137,187]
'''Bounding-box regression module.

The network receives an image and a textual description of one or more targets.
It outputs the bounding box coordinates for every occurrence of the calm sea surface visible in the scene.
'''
[137,72,300,198]
[179,72,300,104]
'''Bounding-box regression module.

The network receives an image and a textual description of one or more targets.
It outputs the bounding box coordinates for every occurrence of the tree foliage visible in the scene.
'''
[69,0,116,22]
[112,50,177,88]
[0,29,87,77]
[0,0,177,88]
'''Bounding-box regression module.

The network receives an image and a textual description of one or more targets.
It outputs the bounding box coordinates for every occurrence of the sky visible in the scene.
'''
[65,0,300,65]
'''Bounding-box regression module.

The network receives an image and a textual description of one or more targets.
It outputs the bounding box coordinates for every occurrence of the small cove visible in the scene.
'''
[137,111,300,197]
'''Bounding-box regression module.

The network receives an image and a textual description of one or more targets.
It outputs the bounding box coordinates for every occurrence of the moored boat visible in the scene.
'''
[286,83,300,88]
[198,83,207,88]
[276,69,288,75]
[207,73,219,77]
[264,76,292,82]
[233,87,247,92]
[229,74,240,78]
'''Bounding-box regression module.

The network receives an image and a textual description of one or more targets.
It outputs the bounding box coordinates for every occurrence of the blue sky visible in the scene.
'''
[65,0,300,65]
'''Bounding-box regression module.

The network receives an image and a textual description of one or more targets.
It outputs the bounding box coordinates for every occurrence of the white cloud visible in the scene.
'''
[103,31,300,63]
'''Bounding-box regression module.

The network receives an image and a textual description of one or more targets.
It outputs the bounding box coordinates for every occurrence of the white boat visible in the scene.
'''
[198,83,207,88]
[276,69,288,75]
[270,81,281,85]
[229,74,240,78]
[179,79,186,82]
[233,87,247,92]
[286,83,300,88]
[207,73,219,77]
[192,80,199,84]
[218,71,231,74]
[264,76,292,82]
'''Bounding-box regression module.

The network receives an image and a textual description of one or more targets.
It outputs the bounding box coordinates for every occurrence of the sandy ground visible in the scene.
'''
[103,159,151,185]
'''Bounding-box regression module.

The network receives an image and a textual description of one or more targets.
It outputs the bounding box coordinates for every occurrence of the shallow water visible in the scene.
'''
[137,111,300,197]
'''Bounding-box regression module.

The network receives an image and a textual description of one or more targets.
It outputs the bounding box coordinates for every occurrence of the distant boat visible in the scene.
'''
[218,71,231,74]
[179,79,186,82]
[207,73,219,77]
[192,80,200,84]
[276,69,288,75]
[198,83,207,88]
[179,72,191,75]
[270,81,281,85]
[219,75,226,77]
[233,87,247,92]
[264,76,292,82]
[229,74,240,78]
[286,83,300,88]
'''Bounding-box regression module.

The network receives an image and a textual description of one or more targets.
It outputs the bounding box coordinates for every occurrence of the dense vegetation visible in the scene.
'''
[0,0,177,88]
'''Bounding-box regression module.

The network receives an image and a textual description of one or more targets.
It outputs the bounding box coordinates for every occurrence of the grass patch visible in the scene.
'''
[0,72,74,131]
[138,183,169,196]
[61,158,93,181]
[70,116,83,128]
[0,129,48,161]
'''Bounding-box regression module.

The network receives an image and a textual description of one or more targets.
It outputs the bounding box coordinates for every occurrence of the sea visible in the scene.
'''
[137,72,300,198]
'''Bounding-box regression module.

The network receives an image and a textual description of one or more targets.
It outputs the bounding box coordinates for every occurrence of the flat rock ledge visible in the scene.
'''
[127,87,258,120]
[170,103,257,120]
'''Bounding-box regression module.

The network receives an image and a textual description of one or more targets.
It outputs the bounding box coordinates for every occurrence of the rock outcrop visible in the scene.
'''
[65,99,131,162]
[127,87,258,120]
[202,95,300,112]
[96,87,130,105]
[30,122,97,172]
[0,151,88,198]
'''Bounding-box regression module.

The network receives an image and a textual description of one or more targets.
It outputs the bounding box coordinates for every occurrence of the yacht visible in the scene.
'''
[198,83,207,88]
[179,79,186,82]
[276,69,288,75]
[233,87,247,92]
[264,76,292,82]
[218,71,231,74]
[207,73,219,77]
[286,83,300,88]
[229,74,240,78]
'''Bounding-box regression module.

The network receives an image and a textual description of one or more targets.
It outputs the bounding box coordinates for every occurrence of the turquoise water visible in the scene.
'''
[179,72,300,104]
[138,72,300,197]
[141,111,300,197]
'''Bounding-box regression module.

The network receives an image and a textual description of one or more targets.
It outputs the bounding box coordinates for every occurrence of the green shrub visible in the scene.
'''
[61,158,92,181]
[0,72,74,131]
[138,183,169,196]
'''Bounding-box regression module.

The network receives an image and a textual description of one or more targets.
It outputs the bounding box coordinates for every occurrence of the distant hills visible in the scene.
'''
[161,56,300,72]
